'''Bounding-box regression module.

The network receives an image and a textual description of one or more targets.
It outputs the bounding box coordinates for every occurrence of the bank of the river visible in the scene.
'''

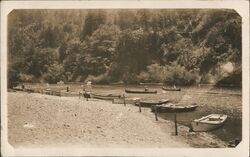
[7,91,228,148]
[10,84,242,144]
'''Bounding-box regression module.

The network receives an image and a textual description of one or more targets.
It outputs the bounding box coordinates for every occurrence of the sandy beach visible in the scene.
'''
[7,92,227,148]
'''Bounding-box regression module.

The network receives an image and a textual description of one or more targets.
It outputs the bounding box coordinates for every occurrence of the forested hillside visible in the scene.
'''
[8,9,242,87]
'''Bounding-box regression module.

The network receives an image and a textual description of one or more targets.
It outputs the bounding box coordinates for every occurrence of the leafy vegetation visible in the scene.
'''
[8,9,241,87]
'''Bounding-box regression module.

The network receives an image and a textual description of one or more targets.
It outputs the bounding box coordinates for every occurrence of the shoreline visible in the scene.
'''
[7,92,227,148]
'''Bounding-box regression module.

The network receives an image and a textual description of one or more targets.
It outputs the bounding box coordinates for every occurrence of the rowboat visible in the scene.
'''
[91,95,115,101]
[136,99,170,107]
[125,88,157,94]
[91,93,121,100]
[151,103,198,112]
[190,114,227,132]
[162,87,181,91]
[91,93,122,98]
[82,92,122,101]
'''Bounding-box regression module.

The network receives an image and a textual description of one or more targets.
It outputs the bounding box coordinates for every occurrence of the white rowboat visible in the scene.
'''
[191,114,227,132]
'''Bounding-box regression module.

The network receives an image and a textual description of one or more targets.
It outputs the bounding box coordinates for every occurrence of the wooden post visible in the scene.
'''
[86,94,89,101]
[174,113,178,136]
[139,102,141,112]
[154,105,158,121]
[123,94,126,106]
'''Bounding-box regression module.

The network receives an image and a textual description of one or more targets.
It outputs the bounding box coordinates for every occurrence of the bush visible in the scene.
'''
[165,63,199,85]
[19,73,34,82]
[138,63,199,85]
[122,72,138,84]
[43,64,64,83]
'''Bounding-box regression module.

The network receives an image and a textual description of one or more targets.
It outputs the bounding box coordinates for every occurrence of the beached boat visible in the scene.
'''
[90,93,122,100]
[125,88,157,94]
[151,103,198,112]
[162,87,181,91]
[91,95,115,101]
[190,114,227,132]
[137,99,170,107]
[81,92,122,101]
[91,93,122,98]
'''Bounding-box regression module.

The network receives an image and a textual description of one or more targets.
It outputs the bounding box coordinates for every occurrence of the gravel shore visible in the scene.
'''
[7,92,227,148]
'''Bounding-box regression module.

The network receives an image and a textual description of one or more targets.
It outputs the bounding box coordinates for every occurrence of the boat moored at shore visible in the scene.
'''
[190,114,227,132]
[151,103,198,112]
[162,87,181,91]
[136,99,170,107]
[125,88,157,94]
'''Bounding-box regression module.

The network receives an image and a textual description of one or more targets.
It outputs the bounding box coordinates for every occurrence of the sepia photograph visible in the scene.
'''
[1,1,249,157]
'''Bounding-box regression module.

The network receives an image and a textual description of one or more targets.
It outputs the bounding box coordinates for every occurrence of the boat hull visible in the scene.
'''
[191,121,224,132]
[125,89,157,94]
[190,114,227,132]
[91,95,114,100]
[162,87,181,91]
[151,104,198,112]
[136,100,170,107]
[91,93,121,98]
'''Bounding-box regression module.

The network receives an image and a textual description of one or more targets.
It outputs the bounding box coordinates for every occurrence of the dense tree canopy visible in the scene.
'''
[8,9,242,87]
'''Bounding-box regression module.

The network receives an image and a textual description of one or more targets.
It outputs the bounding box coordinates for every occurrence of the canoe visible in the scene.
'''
[81,92,122,101]
[91,93,122,98]
[91,95,114,101]
[12,87,35,93]
[151,103,198,112]
[137,99,170,107]
[162,87,181,91]
[190,114,227,132]
[91,93,122,100]
[125,88,157,94]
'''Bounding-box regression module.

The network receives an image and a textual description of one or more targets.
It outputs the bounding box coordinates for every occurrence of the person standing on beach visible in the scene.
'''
[85,81,92,92]
[81,81,92,100]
